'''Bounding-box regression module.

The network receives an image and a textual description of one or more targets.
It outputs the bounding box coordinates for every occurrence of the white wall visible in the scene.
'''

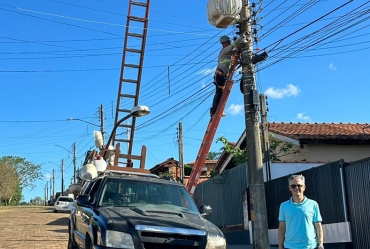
[263,162,323,181]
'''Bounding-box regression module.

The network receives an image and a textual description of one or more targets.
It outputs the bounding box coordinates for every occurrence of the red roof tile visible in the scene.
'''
[268,122,370,143]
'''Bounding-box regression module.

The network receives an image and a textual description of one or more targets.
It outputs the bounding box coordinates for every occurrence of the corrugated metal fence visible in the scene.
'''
[193,157,370,249]
[193,162,248,228]
[343,157,370,249]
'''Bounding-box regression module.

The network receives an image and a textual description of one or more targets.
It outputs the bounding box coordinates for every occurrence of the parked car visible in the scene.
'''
[68,170,225,249]
[54,196,74,213]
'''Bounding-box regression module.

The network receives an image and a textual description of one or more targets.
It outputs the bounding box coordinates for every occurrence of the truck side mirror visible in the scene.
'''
[199,205,212,217]
[76,195,91,207]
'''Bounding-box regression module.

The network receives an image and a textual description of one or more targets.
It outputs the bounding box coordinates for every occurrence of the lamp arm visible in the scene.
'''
[105,113,132,150]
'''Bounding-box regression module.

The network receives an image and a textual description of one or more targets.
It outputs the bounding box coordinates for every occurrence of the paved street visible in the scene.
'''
[0,206,69,249]
[0,206,277,249]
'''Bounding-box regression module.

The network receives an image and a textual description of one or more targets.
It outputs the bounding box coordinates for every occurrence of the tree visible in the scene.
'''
[159,171,174,179]
[0,161,19,206]
[0,156,42,190]
[216,136,246,165]
[33,196,43,205]
[207,151,221,160]
[269,135,300,161]
[216,135,300,165]
[10,185,23,206]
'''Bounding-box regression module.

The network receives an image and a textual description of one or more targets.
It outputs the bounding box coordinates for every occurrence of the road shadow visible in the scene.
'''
[46,217,69,226]
[50,228,69,233]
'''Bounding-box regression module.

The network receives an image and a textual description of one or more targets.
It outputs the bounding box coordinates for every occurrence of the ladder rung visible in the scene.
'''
[132,1,148,7]
[121,78,138,83]
[129,16,147,22]
[120,94,136,98]
[128,33,144,38]
[124,63,140,68]
[115,139,131,143]
[118,108,131,113]
[119,154,141,160]
[118,124,133,128]
[126,48,142,53]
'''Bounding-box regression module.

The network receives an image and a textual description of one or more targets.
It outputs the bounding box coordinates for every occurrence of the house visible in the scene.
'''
[149,157,218,185]
[215,122,370,175]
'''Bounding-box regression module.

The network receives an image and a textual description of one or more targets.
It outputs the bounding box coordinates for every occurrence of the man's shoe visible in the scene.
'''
[221,113,227,117]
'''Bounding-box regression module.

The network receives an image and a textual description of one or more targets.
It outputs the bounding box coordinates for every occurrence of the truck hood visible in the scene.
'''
[101,206,207,232]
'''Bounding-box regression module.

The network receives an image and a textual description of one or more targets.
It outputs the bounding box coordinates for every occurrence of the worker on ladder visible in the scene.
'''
[210,35,243,117]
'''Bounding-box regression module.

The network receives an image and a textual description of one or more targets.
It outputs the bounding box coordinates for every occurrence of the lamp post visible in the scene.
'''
[67,104,105,142]
[105,105,150,150]
[66,118,100,127]
[55,143,77,184]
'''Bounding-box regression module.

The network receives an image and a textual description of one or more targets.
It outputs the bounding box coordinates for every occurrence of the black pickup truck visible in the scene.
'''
[68,171,226,249]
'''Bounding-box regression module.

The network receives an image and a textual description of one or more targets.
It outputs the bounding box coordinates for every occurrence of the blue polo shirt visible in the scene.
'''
[279,197,322,249]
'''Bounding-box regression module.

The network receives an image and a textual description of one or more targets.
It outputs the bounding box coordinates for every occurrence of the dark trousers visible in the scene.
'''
[210,73,226,115]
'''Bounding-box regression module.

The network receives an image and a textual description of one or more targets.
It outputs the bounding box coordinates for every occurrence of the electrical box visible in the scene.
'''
[250,89,259,106]
[207,0,242,28]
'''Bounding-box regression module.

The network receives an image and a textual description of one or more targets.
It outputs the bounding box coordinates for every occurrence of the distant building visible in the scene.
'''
[215,122,370,175]
[149,157,218,185]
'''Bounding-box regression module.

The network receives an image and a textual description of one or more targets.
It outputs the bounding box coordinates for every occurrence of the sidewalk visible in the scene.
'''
[228,245,278,249]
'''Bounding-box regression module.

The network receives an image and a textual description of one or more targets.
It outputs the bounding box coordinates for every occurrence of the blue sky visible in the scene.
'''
[1,0,369,202]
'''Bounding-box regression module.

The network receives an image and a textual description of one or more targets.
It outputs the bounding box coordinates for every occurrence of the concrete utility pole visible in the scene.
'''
[239,0,270,248]
[73,142,77,183]
[260,94,271,181]
[61,159,64,194]
[100,104,105,143]
[178,123,184,182]
[52,169,55,197]
[49,178,52,198]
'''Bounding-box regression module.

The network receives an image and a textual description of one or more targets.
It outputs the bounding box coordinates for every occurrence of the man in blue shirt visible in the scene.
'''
[278,174,324,249]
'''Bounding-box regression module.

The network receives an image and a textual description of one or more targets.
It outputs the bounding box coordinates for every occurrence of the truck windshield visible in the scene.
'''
[99,178,199,214]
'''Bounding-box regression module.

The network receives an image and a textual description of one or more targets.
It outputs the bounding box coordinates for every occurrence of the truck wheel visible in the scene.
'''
[86,237,94,249]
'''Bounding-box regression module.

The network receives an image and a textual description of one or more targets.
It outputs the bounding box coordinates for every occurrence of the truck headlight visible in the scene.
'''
[206,235,226,249]
[106,230,134,249]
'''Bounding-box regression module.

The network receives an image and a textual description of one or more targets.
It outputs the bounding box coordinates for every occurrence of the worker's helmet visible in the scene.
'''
[219,35,230,43]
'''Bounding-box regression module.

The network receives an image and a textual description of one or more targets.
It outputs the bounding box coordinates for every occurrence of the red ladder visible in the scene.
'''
[186,57,239,195]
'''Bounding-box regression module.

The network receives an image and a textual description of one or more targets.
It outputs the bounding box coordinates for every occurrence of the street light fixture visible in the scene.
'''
[66,118,100,127]
[105,105,150,149]
[55,143,77,184]
[67,112,105,144]
[55,144,72,155]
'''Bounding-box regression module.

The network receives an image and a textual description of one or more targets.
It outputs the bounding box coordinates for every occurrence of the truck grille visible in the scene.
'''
[135,225,206,249]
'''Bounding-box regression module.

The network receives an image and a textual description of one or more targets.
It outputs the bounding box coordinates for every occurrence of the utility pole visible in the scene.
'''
[52,169,55,197]
[99,104,105,143]
[260,94,271,181]
[178,123,184,182]
[47,181,49,200]
[45,182,48,205]
[73,142,77,183]
[61,159,64,194]
[239,0,269,248]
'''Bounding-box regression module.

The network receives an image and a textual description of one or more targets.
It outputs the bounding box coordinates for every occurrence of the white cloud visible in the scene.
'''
[297,112,310,121]
[227,104,243,115]
[264,84,300,99]
[329,63,337,71]
[201,81,207,88]
[198,68,214,76]
[44,172,52,180]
